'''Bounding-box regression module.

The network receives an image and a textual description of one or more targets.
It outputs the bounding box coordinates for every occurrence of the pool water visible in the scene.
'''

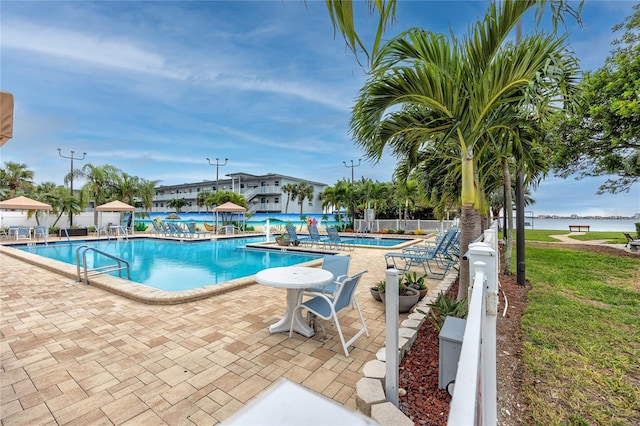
[344,236,413,247]
[16,237,322,292]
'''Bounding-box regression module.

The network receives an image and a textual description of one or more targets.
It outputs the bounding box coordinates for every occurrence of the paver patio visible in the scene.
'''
[1,238,446,425]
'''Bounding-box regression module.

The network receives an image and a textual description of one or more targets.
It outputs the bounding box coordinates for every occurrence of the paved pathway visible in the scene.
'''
[1,239,445,425]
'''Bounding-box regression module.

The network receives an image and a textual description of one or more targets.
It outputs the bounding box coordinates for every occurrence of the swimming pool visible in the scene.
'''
[14,237,322,292]
[343,236,414,247]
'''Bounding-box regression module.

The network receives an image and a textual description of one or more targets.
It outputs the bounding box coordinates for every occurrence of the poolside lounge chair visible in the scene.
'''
[325,227,354,251]
[285,224,310,246]
[185,221,210,238]
[14,226,32,240]
[34,225,48,243]
[290,270,369,357]
[307,224,329,248]
[385,230,458,279]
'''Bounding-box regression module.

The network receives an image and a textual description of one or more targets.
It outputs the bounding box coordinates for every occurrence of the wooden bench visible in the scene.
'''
[569,225,590,232]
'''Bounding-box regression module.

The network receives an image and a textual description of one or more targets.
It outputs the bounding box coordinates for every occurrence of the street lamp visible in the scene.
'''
[57,148,86,227]
[343,159,361,226]
[206,157,228,193]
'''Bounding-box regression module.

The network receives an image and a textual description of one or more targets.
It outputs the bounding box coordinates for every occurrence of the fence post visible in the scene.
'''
[385,268,400,406]
[467,232,498,426]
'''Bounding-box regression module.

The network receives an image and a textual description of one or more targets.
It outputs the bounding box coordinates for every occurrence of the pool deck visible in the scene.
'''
[1,232,448,425]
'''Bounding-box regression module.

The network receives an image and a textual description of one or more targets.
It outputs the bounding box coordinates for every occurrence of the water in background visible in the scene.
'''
[143,212,638,232]
[518,218,638,232]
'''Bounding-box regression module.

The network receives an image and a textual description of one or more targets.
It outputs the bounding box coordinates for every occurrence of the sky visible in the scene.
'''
[1,0,638,217]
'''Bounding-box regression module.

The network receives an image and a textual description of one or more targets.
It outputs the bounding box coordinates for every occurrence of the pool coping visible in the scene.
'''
[1,234,421,305]
[1,242,327,305]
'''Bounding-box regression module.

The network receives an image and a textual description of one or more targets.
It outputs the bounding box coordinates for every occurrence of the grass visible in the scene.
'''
[500,229,631,244]
[520,245,639,425]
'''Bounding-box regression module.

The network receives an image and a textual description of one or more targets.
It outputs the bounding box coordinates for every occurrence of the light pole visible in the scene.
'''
[206,157,228,193]
[57,148,86,227]
[343,159,361,226]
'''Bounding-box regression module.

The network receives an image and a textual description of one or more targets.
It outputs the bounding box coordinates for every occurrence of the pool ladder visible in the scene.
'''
[75,245,131,284]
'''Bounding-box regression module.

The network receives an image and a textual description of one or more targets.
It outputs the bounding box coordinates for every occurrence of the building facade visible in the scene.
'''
[152,173,327,214]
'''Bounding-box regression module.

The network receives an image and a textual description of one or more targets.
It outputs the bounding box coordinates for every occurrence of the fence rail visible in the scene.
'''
[448,226,498,426]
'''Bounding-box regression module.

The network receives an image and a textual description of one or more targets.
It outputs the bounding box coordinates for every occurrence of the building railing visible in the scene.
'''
[447,226,498,426]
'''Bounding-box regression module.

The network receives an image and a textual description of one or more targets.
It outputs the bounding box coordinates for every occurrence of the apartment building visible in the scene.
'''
[152,172,327,215]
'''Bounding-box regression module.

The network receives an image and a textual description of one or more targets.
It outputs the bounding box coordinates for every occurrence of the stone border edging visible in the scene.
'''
[355,272,458,424]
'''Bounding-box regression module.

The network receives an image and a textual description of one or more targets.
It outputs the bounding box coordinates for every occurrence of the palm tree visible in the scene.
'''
[137,179,160,214]
[281,183,296,214]
[167,198,188,213]
[347,0,580,297]
[77,164,119,225]
[1,161,34,198]
[197,190,213,212]
[291,182,314,219]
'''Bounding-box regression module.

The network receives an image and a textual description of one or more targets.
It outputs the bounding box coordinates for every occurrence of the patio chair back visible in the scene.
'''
[305,255,351,295]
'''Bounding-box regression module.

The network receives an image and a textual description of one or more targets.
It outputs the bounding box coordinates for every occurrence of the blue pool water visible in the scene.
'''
[344,236,414,247]
[16,237,322,292]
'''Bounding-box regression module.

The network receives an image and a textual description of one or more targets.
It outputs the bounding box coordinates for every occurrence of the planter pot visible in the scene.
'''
[370,287,382,302]
[418,289,428,300]
[276,238,291,246]
[380,288,420,313]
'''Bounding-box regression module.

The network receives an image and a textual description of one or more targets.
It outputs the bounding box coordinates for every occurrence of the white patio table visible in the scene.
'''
[255,266,333,337]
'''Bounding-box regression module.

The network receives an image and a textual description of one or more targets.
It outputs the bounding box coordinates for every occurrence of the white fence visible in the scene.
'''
[448,226,499,426]
[0,211,121,229]
[354,218,458,233]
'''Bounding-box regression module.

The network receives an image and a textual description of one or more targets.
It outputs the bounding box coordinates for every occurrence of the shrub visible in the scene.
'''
[418,292,467,332]
[134,223,147,232]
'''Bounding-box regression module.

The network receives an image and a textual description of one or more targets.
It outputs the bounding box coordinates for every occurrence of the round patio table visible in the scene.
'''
[256,266,333,337]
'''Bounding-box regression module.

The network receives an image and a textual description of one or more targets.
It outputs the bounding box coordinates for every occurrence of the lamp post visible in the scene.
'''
[57,148,86,227]
[343,159,361,226]
[206,157,228,193]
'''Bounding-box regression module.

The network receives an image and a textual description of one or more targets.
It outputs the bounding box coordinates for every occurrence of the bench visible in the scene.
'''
[569,225,590,232]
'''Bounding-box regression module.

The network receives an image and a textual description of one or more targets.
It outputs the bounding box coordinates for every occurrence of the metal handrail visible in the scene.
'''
[75,245,131,284]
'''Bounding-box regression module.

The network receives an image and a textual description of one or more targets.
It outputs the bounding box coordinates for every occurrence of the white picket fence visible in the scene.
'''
[448,226,499,425]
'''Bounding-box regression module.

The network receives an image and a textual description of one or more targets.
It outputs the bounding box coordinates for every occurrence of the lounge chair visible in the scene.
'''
[290,270,369,357]
[305,255,351,295]
[307,224,329,248]
[15,226,32,240]
[385,230,459,279]
[185,221,210,238]
[34,225,48,243]
[325,227,354,251]
[285,224,310,246]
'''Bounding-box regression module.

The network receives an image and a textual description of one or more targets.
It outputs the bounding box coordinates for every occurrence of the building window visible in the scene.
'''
[275,197,279,203]
[275,181,279,186]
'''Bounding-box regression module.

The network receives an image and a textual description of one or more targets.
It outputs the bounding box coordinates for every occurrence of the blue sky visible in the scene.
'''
[1,0,638,217]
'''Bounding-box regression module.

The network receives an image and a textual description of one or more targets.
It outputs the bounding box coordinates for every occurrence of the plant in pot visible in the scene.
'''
[275,233,290,246]
[370,280,384,302]
[379,276,420,313]
[402,271,428,300]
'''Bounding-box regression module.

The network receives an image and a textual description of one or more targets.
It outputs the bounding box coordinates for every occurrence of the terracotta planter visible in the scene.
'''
[380,288,420,313]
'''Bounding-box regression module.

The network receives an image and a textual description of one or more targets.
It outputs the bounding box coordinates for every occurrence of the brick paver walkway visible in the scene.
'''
[1,241,443,425]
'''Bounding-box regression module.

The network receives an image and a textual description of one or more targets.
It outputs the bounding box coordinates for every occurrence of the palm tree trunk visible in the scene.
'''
[458,206,483,301]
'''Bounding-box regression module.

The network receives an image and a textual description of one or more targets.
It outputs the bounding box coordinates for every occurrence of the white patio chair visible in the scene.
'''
[290,270,368,357]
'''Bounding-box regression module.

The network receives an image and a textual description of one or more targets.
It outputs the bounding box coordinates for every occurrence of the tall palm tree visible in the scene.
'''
[167,198,188,213]
[77,164,120,225]
[291,182,314,219]
[348,0,580,297]
[137,179,160,214]
[1,161,34,198]
[281,183,296,214]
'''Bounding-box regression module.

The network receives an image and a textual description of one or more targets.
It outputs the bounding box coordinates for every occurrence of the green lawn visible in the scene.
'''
[500,229,631,244]
[520,245,639,425]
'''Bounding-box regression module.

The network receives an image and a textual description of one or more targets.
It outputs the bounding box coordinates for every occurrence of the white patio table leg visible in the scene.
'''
[268,288,315,337]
